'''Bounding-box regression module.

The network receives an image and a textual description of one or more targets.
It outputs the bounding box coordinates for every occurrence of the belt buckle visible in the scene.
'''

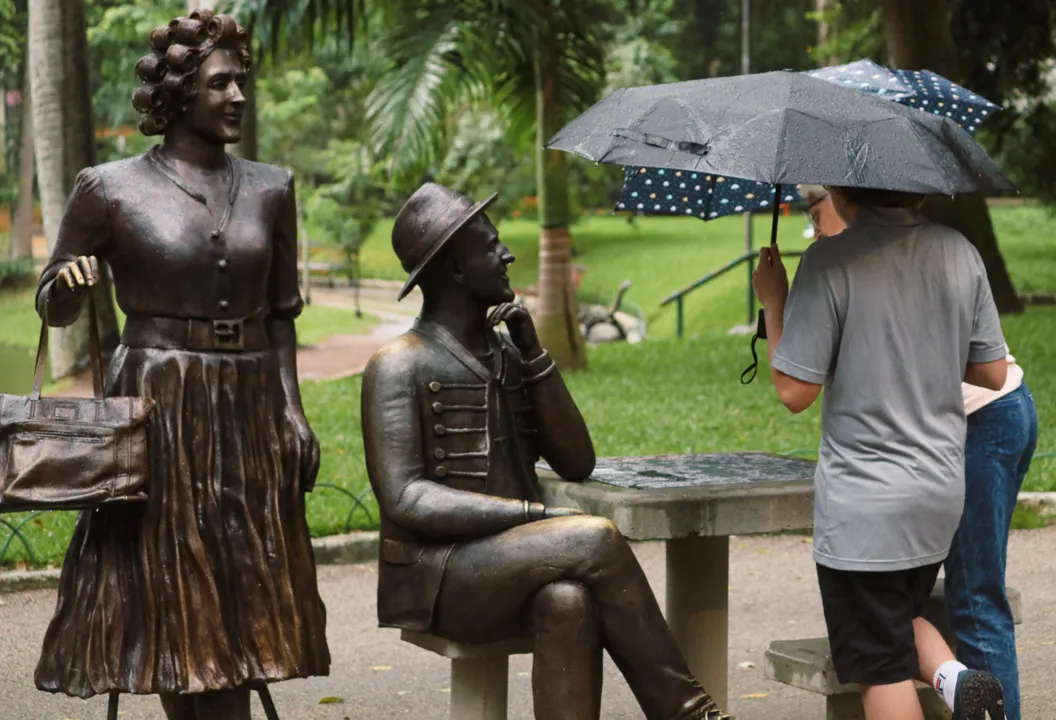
[212,319,244,350]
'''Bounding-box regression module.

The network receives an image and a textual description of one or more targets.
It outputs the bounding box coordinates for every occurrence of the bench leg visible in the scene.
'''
[826,693,865,720]
[450,656,509,720]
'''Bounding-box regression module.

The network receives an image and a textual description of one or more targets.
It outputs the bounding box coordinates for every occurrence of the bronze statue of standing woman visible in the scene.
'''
[33,10,328,719]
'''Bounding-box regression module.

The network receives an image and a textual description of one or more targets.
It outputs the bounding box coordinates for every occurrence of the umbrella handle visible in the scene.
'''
[768,183,782,251]
[744,184,783,381]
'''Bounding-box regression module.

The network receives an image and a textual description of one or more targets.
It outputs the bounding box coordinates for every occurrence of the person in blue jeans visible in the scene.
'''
[946,360,1038,720]
[801,183,1040,719]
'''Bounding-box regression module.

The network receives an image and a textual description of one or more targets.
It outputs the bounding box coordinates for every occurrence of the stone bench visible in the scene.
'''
[401,631,533,720]
[763,580,1022,720]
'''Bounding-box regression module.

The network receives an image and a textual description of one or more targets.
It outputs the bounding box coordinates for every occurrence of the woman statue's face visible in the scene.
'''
[186,48,246,145]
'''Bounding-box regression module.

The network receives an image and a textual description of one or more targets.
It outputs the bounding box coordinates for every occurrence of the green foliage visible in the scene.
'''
[365,0,612,184]
[806,1,886,66]
[670,0,818,80]
[86,0,185,135]
[305,139,382,267]
[0,0,24,72]
[603,1,681,94]
[432,107,536,221]
[228,0,365,60]
[0,257,34,289]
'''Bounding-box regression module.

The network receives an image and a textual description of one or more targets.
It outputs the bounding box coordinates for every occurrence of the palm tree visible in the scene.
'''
[372,0,614,371]
[29,0,120,378]
[235,0,612,371]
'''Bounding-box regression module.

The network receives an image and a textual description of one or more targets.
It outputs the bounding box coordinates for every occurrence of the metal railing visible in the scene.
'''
[661,250,804,338]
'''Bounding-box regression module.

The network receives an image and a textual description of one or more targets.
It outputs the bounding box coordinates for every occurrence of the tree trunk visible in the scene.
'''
[30,0,120,380]
[10,65,35,262]
[533,39,587,372]
[879,0,1023,313]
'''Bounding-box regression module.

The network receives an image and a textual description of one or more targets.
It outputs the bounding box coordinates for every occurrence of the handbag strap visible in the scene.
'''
[32,289,105,401]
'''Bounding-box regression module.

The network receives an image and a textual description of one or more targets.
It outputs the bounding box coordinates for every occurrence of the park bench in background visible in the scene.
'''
[764,579,1023,720]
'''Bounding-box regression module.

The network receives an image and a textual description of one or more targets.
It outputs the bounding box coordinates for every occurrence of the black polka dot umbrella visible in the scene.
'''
[891,69,999,136]
[615,167,798,220]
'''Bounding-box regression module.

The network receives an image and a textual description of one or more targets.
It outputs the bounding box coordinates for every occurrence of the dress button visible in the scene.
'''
[435,465,448,478]
[432,402,444,414]
[428,381,442,392]
[217,259,228,270]
[434,448,446,460]
[219,300,229,310]
[434,424,446,436]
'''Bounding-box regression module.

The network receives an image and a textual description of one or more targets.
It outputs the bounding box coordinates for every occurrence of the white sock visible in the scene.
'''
[934,660,968,712]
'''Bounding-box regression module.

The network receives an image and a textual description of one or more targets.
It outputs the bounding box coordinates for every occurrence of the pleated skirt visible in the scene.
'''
[34,345,330,698]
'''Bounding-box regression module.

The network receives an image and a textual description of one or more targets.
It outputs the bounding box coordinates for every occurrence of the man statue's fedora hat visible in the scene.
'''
[392,182,498,301]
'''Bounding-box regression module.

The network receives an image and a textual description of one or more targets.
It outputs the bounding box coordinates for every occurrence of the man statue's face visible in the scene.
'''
[450,215,516,306]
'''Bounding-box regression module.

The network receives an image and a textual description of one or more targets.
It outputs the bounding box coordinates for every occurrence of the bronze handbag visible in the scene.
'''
[0,293,155,512]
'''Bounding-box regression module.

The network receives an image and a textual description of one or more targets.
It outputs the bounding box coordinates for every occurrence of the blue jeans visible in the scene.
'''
[944,382,1038,720]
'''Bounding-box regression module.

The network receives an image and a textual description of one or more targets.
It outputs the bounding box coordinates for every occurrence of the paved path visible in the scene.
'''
[3,528,1054,719]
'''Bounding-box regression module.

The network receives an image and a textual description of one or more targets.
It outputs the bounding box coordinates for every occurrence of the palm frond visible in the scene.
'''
[365,3,475,178]
[227,0,367,60]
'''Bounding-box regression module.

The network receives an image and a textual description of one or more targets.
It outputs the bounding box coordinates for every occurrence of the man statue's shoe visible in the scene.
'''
[670,695,737,720]
[953,669,1005,720]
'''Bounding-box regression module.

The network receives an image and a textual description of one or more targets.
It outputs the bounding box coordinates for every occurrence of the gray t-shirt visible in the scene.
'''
[773,206,1007,572]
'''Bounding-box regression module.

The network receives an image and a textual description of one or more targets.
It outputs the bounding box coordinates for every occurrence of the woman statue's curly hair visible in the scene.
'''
[132,9,251,136]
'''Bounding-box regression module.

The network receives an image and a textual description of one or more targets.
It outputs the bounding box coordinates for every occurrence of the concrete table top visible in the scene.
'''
[537,451,816,540]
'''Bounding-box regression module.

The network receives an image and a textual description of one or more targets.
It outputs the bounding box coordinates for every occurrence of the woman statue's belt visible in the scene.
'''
[121,314,270,352]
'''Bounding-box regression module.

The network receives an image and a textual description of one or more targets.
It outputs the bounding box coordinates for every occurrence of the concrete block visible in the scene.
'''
[401,632,533,720]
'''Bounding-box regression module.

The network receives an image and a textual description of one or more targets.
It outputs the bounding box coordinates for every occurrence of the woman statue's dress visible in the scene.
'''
[33,146,330,698]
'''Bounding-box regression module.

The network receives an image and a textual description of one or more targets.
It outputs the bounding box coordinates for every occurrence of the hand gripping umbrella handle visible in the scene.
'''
[742,185,783,384]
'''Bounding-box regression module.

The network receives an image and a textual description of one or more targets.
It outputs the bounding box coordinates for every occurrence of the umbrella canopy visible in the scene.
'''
[615,166,796,220]
[547,70,1015,196]
[805,59,915,101]
[892,69,999,135]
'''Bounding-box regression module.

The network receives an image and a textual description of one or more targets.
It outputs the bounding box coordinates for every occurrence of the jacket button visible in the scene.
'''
[210,230,220,240]
[434,448,446,460]
[219,300,229,310]
[217,258,228,270]
[434,424,446,436]
[435,465,448,478]
[432,402,444,413]
[429,381,441,392]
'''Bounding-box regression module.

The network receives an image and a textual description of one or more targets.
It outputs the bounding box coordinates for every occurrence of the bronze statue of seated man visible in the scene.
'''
[360,182,736,720]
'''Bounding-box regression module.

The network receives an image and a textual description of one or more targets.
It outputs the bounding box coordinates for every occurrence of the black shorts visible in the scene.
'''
[816,561,942,686]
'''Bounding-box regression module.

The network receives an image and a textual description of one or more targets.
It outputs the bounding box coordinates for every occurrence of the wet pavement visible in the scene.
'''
[2,527,1054,719]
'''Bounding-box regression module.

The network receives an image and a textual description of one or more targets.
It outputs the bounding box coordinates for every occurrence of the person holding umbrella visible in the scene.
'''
[752,184,1009,720]
[797,183,1037,720]
[545,68,1019,720]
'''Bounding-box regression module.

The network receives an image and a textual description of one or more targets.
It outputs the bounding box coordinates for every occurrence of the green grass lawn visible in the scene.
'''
[3,205,1055,567]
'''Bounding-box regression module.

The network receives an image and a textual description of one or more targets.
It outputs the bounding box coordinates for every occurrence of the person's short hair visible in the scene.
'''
[132,9,251,136]
[830,186,927,210]
[798,184,830,206]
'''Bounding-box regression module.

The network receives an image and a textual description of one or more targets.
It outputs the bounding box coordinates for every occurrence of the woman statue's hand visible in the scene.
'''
[58,255,99,293]
[288,409,321,492]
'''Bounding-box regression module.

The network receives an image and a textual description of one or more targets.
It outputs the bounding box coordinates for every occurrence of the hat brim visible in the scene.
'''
[397,192,499,301]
